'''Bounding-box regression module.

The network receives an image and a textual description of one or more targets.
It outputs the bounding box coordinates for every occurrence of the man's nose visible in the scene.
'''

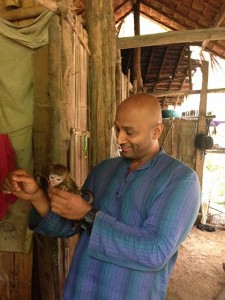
[116,131,126,144]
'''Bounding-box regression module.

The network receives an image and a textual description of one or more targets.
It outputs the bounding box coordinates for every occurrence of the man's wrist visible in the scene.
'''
[80,207,99,233]
[30,187,46,203]
[30,188,51,217]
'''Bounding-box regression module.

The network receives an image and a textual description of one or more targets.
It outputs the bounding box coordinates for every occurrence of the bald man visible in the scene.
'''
[115,93,163,170]
[1,93,201,300]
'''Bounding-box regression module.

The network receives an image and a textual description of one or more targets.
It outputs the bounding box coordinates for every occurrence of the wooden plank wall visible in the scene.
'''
[160,118,198,171]
[32,7,90,300]
[70,14,90,189]
[0,252,32,300]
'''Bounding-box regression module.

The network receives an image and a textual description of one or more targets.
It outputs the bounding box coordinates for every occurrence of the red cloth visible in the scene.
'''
[0,134,18,219]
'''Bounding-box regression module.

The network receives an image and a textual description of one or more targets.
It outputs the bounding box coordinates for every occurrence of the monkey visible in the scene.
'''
[35,164,93,232]
[48,163,80,194]
[48,164,94,204]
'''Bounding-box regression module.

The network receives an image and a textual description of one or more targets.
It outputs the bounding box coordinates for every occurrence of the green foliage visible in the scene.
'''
[203,153,225,206]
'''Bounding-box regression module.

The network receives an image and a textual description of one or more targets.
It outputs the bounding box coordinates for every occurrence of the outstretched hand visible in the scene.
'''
[1,169,92,219]
[0,169,40,200]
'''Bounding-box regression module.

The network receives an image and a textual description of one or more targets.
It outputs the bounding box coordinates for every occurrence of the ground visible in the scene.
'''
[167,226,225,300]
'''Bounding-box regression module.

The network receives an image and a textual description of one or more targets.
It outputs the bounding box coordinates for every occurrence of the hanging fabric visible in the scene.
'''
[0,10,53,252]
[0,134,17,219]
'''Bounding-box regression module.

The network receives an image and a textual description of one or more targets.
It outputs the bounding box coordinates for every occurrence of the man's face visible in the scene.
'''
[114,107,160,160]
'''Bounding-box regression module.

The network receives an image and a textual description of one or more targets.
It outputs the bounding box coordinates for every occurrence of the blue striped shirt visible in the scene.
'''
[29,149,201,300]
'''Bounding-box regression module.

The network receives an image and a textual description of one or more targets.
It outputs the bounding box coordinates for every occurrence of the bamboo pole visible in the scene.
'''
[127,69,131,97]
[116,49,122,106]
[74,27,81,187]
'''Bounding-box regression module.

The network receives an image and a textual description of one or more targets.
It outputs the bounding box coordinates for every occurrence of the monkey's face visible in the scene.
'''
[49,173,64,187]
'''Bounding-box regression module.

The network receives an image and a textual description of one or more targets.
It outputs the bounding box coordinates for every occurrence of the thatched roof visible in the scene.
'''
[74,0,225,60]
[1,0,224,106]
[74,0,225,106]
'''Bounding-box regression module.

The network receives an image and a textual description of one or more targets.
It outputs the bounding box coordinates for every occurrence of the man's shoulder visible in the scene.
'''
[161,152,197,175]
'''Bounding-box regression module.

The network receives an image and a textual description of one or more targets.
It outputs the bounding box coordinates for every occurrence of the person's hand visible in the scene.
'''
[0,169,40,201]
[48,187,92,220]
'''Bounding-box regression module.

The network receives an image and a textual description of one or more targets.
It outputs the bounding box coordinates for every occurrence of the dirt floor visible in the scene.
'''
[166,225,225,300]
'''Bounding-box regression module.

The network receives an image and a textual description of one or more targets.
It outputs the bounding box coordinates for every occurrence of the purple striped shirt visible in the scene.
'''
[30,149,201,300]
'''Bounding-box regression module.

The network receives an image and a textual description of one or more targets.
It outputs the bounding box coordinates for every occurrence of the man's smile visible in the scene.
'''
[120,145,132,152]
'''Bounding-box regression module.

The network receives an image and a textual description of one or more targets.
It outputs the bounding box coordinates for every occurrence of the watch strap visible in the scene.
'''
[80,207,99,232]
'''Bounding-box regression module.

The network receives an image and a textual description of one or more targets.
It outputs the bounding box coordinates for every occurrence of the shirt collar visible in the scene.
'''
[125,147,165,171]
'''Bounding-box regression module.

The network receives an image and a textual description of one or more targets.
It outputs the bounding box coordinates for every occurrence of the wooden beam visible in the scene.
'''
[148,87,225,98]
[0,6,46,21]
[117,27,225,49]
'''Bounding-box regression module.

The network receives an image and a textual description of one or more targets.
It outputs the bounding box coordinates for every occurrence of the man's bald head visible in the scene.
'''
[115,93,163,164]
[116,93,162,125]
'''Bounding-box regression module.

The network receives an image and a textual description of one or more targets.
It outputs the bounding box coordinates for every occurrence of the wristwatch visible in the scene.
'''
[80,207,99,232]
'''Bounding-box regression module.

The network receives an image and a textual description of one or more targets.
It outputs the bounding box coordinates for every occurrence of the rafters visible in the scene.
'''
[201,2,225,52]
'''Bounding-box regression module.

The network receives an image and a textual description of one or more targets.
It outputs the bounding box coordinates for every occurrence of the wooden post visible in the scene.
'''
[133,0,143,93]
[48,14,64,164]
[116,49,122,107]
[86,0,116,166]
[196,60,208,185]
[188,46,193,90]
[195,60,209,224]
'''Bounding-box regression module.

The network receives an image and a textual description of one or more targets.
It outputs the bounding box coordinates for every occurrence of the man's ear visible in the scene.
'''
[152,123,164,140]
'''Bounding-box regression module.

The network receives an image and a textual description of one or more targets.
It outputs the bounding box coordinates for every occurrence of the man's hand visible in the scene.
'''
[48,188,92,220]
[0,169,40,200]
[0,169,50,217]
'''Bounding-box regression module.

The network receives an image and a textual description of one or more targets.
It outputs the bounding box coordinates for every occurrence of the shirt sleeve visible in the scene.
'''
[28,170,97,237]
[29,208,81,237]
[87,170,201,272]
